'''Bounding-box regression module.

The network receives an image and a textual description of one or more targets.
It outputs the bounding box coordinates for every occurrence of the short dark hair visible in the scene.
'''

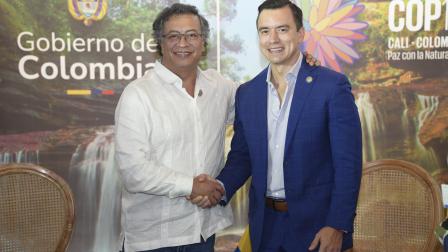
[256,0,303,30]
[152,3,210,56]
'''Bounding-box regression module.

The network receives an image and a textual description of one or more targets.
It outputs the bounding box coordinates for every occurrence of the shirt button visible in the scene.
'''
[275,145,279,149]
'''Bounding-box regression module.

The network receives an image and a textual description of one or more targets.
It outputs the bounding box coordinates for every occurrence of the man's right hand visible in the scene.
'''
[189,174,224,208]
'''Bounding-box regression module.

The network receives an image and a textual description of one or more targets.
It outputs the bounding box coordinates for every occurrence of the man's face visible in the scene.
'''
[257,6,304,68]
[160,14,205,73]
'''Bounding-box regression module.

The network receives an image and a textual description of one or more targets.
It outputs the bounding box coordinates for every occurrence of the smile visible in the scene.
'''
[268,47,284,53]
[174,51,192,57]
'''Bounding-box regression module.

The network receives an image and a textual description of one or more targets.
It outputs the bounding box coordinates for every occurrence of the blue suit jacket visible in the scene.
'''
[217,57,362,251]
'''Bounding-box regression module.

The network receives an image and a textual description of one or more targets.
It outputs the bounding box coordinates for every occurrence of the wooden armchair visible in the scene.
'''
[352,159,443,252]
[0,164,75,252]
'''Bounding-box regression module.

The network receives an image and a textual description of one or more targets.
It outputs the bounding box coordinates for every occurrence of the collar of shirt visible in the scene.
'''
[265,52,303,91]
[153,60,213,98]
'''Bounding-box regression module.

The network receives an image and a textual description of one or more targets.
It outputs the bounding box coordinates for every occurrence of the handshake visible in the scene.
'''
[187,174,225,209]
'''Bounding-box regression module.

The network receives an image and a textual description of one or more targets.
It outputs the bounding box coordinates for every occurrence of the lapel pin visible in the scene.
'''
[306,76,313,84]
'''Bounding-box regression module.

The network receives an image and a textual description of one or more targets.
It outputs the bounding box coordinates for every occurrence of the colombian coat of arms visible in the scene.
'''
[68,0,108,26]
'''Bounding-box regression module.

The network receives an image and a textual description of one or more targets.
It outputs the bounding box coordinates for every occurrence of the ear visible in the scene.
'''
[298,27,305,40]
[160,41,167,56]
[201,41,207,56]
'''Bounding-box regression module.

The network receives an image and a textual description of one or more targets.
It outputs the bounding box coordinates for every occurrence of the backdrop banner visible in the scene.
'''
[0,0,447,251]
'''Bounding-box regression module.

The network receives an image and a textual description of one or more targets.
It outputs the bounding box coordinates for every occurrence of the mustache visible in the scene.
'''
[173,50,193,53]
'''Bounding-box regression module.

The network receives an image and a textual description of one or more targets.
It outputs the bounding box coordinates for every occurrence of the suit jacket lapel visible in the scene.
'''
[284,58,315,153]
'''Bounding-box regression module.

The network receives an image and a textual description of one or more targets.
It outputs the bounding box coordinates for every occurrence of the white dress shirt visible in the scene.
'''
[114,61,236,251]
[266,53,303,199]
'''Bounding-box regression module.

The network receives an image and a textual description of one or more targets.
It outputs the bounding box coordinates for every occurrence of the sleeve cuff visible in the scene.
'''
[216,179,228,205]
[169,174,194,198]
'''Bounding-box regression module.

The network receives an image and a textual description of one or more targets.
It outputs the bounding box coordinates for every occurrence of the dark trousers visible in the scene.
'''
[259,207,313,252]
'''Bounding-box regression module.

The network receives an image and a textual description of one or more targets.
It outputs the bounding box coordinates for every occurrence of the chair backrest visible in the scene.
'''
[0,164,75,252]
[353,159,443,252]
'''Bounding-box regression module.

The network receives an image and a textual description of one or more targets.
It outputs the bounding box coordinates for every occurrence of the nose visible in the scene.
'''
[269,30,280,43]
[177,34,189,46]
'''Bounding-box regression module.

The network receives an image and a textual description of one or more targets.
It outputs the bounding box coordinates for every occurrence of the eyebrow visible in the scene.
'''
[258,25,290,31]
[165,29,199,34]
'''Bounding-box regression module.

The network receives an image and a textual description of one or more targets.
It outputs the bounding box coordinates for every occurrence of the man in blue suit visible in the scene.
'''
[216,0,362,251]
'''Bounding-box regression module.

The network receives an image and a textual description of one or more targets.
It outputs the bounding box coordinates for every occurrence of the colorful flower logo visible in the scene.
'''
[297,0,368,72]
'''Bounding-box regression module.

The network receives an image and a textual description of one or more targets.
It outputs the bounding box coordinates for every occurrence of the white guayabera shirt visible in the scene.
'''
[115,61,236,252]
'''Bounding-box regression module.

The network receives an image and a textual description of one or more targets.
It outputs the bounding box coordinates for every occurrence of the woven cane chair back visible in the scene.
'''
[353,159,443,252]
[0,164,75,252]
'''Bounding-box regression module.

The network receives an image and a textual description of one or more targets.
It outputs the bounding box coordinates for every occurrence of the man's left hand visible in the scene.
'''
[308,226,343,252]
[304,51,320,66]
